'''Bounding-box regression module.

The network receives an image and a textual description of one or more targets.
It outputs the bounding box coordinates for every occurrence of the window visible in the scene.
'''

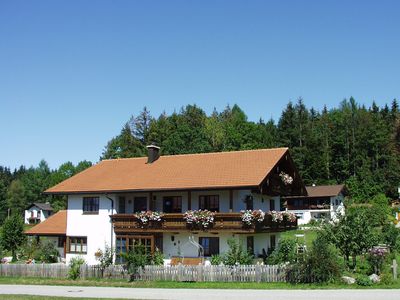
[199,195,219,212]
[245,195,253,210]
[199,237,219,256]
[83,197,99,214]
[58,236,66,248]
[247,236,254,254]
[118,197,126,214]
[270,235,276,251]
[134,197,147,212]
[163,196,182,213]
[115,236,154,264]
[270,199,275,211]
[68,237,87,254]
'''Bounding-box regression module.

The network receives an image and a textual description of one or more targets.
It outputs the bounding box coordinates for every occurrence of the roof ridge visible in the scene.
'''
[101,147,289,162]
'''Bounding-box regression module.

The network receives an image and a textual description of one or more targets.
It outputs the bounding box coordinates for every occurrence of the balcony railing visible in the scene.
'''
[287,204,331,210]
[111,213,297,233]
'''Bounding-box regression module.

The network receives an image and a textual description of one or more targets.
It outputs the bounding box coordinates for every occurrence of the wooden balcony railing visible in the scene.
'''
[287,204,331,210]
[111,213,297,233]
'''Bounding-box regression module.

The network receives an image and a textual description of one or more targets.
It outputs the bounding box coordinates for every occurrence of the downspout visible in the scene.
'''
[105,194,115,258]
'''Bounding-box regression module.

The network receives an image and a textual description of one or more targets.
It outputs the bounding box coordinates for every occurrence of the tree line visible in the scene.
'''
[102,98,400,201]
[0,161,92,224]
[1,97,399,224]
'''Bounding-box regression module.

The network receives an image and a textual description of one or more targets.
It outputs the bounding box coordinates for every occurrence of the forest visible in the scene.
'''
[1,97,399,225]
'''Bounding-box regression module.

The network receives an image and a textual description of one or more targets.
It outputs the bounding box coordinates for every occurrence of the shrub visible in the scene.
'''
[151,248,164,266]
[38,240,59,263]
[356,275,373,286]
[95,245,114,277]
[367,247,388,275]
[287,235,341,283]
[68,257,86,280]
[267,237,297,264]
[210,254,223,265]
[21,238,41,260]
[122,244,151,280]
[381,223,400,252]
[223,238,253,265]
[379,272,394,285]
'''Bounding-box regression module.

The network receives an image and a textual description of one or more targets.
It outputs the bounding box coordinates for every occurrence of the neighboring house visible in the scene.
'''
[284,184,346,225]
[24,202,54,224]
[25,210,67,259]
[39,146,306,265]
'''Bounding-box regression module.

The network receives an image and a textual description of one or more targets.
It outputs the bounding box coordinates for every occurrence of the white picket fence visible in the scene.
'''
[0,263,287,282]
[0,263,129,279]
[138,264,287,282]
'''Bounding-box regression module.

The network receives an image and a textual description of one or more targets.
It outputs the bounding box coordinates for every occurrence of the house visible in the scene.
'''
[25,210,67,259]
[37,146,306,265]
[284,184,346,225]
[24,202,54,224]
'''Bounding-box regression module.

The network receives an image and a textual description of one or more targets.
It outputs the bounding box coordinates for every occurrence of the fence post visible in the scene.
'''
[392,259,398,280]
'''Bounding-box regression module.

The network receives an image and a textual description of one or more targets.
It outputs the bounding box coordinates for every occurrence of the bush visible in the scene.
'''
[122,244,151,280]
[287,235,341,283]
[210,254,223,265]
[151,248,164,266]
[21,238,41,261]
[223,238,253,265]
[95,245,114,277]
[68,257,86,280]
[379,272,394,285]
[267,237,297,264]
[356,275,373,286]
[381,223,400,252]
[38,240,59,263]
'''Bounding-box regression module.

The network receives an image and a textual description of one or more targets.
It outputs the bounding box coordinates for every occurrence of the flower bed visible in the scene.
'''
[183,210,215,230]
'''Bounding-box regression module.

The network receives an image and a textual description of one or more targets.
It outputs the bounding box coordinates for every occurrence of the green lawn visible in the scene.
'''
[281,228,318,249]
[0,276,400,289]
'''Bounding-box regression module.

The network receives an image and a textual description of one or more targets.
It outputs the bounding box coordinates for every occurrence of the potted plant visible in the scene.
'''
[240,209,265,227]
[183,210,215,230]
[134,211,163,228]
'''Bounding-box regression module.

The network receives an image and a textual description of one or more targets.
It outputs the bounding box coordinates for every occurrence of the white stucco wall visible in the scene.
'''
[66,194,117,265]
[65,190,283,264]
[24,206,49,224]
[161,232,280,258]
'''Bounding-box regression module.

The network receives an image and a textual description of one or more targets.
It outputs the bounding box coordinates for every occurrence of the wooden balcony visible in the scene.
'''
[111,213,297,234]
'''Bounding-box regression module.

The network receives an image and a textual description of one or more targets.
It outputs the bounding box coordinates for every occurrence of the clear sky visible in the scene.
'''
[0,0,399,170]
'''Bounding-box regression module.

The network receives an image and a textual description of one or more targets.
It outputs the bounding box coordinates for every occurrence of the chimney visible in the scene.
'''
[146,143,160,164]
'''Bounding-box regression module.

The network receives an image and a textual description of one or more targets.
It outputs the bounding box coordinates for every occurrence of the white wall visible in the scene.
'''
[24,206,49,224]
[161,232,279,258]
[66,194,116,265]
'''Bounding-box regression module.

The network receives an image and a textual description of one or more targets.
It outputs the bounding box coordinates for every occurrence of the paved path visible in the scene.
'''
[0,285,400,300]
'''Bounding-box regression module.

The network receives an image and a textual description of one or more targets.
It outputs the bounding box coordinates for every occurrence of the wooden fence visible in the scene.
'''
[138,265,287,282]
[0,263,129,280]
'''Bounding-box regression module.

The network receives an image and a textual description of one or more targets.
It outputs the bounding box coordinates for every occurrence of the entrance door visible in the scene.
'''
[134,197,147,212]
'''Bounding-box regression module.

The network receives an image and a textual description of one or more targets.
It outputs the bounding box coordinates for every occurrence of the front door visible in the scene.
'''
[134,197,147,212]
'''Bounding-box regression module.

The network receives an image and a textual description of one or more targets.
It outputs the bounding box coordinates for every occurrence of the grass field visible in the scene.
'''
[0,276,400,289]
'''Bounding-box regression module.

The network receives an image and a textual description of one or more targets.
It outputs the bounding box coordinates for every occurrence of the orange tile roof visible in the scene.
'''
[25,210,67,236]
[45,148,289,194]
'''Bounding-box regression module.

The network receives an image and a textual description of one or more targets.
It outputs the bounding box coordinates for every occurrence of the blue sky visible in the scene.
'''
[0,0,399,170]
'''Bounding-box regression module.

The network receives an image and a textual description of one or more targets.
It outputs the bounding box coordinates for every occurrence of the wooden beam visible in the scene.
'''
[149,192,153,210]
[188,191,192,210]
[229,190,233,212]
